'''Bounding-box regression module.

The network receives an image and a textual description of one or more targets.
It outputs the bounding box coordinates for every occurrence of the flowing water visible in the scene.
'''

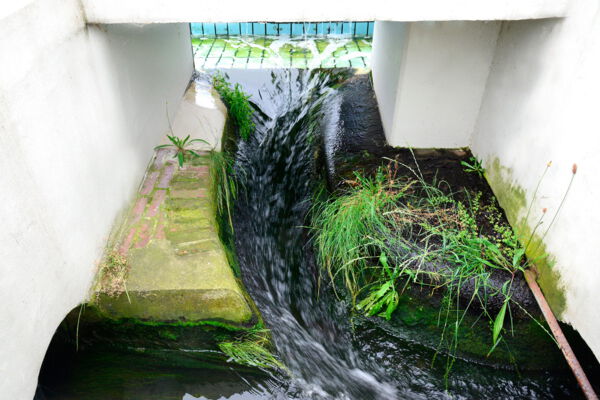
[230,69,398,399]
[37,69,592,400]
[218,69,586,399]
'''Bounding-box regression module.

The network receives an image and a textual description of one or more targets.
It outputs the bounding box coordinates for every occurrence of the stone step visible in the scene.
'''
[94,148,255,326]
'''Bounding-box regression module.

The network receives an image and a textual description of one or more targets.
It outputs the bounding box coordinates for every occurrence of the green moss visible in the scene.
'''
[382,291,563,370]
[166,197,209,211]
[96,288,253,325]
[159,329,179,341]
[167,208,210,223]
[485,159,528,221]
[165,228,213,245]
[122,316,253,331]
[170,174,206,190]
[485,157,566,317]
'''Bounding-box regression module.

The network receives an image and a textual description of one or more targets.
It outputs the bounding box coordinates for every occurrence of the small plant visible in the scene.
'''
[461,156,485,178]
[154,135,209,167]
[212,74,255,140]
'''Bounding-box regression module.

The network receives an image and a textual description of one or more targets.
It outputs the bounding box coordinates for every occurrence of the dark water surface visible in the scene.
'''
[37,69,591,400]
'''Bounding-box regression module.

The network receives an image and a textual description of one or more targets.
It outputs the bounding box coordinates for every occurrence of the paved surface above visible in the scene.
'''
[193,36,372,69]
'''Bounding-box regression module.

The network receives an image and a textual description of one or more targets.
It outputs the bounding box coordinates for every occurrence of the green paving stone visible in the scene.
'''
[221,46,237,57]
[249,47,264,58]
[195,45,213,57]
[345,42,359,52]
[235,48,251,58]
[165,226,214,245]
[315,39,329,53]
[170,174,207,190]
[195,36,372,70]
[332,47,347,57]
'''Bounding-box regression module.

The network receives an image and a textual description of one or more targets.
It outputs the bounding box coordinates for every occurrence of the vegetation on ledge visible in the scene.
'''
[212,73,255,141]
[311,157,549,374]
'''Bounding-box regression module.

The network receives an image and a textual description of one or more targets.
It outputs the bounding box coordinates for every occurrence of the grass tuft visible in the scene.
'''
[218,328,287,371]
[212,74,255,141]
[208,150,238,232]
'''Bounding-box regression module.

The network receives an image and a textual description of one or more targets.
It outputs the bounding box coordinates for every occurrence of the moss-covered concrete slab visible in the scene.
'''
[94,149,254,326]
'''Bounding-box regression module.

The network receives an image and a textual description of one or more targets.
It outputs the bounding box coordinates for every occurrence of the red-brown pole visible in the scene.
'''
[524,269,598,400]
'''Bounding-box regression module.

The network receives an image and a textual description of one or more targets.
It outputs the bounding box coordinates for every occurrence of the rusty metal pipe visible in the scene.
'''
[524,269,598,400]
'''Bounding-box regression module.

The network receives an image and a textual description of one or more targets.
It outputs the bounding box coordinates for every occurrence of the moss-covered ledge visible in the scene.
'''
[91,148,256,328]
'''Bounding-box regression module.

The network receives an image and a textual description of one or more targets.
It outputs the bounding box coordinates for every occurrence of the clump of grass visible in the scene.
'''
[97,251,130,299]
[312,168,404,301]
[218,328,286,371]
[208,150,238,231]
[212,74,255,141]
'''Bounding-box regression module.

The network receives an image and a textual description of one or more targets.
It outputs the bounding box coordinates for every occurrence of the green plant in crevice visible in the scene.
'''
[461,156,485,178]
[212,74,255,141]
[218,327,286,371]
[154,134,209,167]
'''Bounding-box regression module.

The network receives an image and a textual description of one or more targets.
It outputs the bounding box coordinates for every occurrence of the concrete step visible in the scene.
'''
[93,148,255,326]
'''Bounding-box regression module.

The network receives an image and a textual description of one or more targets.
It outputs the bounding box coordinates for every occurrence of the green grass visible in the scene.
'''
[208,150,237,231]
[311,160,532,370]
[212,74,255,141]
[312,169,404,301]
[218,327,286,371]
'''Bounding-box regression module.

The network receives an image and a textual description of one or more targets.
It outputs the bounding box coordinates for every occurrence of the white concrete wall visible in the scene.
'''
[471,0,600,359]
[372,21,500,148]
[371,22,408,135]
[80,0,569,24]
[0,1,193,398]
[170,80,228,151]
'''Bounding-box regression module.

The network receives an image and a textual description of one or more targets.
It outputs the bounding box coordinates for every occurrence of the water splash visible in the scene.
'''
[227,69,397,399]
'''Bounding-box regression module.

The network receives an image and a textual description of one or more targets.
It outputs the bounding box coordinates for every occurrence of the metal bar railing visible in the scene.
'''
[191,22,374,38]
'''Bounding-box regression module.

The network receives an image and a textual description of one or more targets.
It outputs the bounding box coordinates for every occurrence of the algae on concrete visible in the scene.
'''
[485,157,566,317]
[93,149,255,327]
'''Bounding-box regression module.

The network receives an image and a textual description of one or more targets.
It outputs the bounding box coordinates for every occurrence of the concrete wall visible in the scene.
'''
[471,0,600,359]
[0,1,193,398]
[80,0,569,24]
[372,21,500,147]
[371,22,408,135]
